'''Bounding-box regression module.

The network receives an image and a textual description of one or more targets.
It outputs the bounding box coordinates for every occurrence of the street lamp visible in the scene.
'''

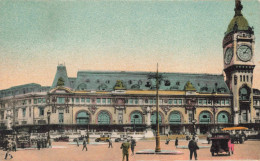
[192,119,197,136]
[87,117,90,144]
[212,90,217,133]
[47,110,51,144]
[155,64,161,152]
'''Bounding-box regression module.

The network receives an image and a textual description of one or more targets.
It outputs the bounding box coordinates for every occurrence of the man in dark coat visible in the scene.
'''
[188,137,199,160]
[130,137,136,155]
[108,138,113,148]
[175,137,179,148]
[82,138,87,151]
[120,139,130,161]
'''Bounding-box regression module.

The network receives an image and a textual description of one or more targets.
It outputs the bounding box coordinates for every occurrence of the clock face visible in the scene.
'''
[224,48,233,65]
[237,45,252,62]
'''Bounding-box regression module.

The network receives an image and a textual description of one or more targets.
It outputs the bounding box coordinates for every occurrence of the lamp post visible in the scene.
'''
[47,110,51,143]
[212,90,217,133]
[87,117,90,144]
[155,64,161,152]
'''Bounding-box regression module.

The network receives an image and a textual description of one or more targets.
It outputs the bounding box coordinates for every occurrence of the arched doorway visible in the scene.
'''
[199,111,211,124]
[217,111,229,123]
[168,111,182,124]
[97,111,110,124]
[130,111,143,124]
[76,111,90,124]
[151,112,162,124]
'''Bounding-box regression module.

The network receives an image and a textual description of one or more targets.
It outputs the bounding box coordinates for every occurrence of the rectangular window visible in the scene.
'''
[97,98,101,104]
[221,100,225,105]
[198,99,202,105]
[159,99,163,105]
[22,100,27,105]
[72,98,74,103]
[169,99,173,104]
[29,107,31,117]
[81,98,85,103]
[58,97,65,104]
[28,99,31,104]
[86,98,90,103]
[129,99,133,104]
[149,99,153,104]
[178,99,182,105]
[174,99,177,105]
[216,100,220,104]
[39,107,44,116]
[153,99,156,104]
[76,98,80,103]
[38,98,42,104]
[42,98,46,103]
[208,100,212,105]
[225,99,229,105]
[135,99,139,104]
[22,108,26,117]
[145,99,148,104]
[34,99,37,104]
[107,99,111,104]
[102,98,106,104]
[203,100,207,105]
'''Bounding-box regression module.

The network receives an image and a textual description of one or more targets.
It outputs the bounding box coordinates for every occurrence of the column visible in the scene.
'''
[147,107,151,126]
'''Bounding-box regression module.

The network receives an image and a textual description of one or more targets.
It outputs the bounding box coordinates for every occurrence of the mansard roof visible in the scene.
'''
[62,70,230,94]
[0,83,50,98]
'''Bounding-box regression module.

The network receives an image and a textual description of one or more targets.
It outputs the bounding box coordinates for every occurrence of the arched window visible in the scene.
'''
[239,86,250,101]
[98,111,110,124]
[130,111,143,124]
[151,112,162,124]
[217,111,229,123]
[199,111,211,124]
[76,111,90,124]
[169,111,181,124]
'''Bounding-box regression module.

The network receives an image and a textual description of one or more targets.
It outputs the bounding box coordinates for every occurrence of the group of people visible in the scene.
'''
[35,138,51,150]
[165,136,179,148]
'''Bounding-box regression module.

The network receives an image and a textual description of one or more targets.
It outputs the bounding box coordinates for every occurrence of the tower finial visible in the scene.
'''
[234,0,243,16]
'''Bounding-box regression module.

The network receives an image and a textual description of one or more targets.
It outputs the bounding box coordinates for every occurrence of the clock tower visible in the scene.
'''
[223,0,255,125]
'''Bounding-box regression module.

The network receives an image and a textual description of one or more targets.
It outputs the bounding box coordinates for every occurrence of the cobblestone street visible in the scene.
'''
[1,139,260,161]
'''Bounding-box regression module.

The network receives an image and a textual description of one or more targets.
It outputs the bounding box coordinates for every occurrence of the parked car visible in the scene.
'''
[73,136,85,142]
[115,135,131,142]
[95,135,110,142]
[210,133,234,156]
[54,135,69,142]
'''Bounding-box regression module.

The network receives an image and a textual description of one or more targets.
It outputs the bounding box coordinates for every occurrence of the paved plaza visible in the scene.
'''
[1,139,260,161]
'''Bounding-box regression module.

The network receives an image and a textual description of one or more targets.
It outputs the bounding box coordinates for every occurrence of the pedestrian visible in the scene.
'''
[120,139,130,161]
[108,138,113,148]
[207,133,212,144]
[188,137,199,160]
[4,140,13,160]
[82,138,87,151]
[165,137,170,145]
[76,137,79,147]
[37,139,41,150]
[130,137,136,155]
[175,137,178,148]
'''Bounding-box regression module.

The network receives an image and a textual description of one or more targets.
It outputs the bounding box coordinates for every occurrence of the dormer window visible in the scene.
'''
[96,79,100,83]
[145,82,151,87]
[176,81,180,86]
[129,80,132,85]
[138,80,142,85]
[106,80,110,84]
[164,80,171,86]
[86,79,90,83]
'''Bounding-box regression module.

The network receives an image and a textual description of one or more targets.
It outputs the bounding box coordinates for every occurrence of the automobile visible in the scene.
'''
[222,127,248,144]
[115,135,131,142]
[95,134,110,142]
[54,135,69,142]
[73,136,86,142]
[210,133,234,156]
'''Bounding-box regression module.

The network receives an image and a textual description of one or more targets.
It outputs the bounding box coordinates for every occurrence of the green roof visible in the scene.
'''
[226,15,249,34]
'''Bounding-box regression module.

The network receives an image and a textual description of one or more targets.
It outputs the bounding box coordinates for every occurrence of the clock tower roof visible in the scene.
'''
[226,0,249,35]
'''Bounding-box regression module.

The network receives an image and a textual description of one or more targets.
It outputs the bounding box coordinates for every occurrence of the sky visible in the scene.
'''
[0,0,260,90]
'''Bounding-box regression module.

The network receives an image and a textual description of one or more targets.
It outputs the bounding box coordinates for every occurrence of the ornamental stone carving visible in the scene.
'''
[88,106,98,115]
[160,106,170,115]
